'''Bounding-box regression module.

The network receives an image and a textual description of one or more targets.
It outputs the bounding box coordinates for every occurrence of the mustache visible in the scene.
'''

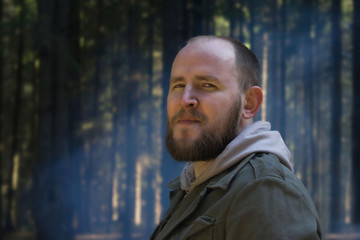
[169,109,207,126]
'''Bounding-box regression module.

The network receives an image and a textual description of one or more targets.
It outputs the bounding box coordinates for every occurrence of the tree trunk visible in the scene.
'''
[123,1,138,238]
[329,0,342,231]
[192,0,203,35]
[108,1,129,233]
[33,0,75,239]
[204,0,215,34]
[52,1,73,238]
[306,0,317,198]
[305,0,318,202]
[352,0,360,225]
[145,3,156,235]
[0,0,4,236]
[108,29,120,237]
[87,0,104,232]
[5,0,25,232]
[310,0,323,222]
[33,0,56,238]
[238,0,245,42]
[181,0,190,40]
[299,0,314,189]
[229,0,236,38]
[277,0,287,138]
[67,0,83,234]
[248,0,255,49]
[160,0,182,219]
[266,0,280,130]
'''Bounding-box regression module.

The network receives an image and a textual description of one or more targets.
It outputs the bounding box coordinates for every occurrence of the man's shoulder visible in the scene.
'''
[230,153,311,200]
[248,153,288,181]
[230,153,296,189]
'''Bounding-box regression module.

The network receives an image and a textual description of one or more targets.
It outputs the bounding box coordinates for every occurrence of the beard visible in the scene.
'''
[166,100,241,162]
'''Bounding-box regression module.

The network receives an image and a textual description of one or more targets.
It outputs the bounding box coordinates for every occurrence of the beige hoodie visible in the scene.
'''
[180,121,293,192]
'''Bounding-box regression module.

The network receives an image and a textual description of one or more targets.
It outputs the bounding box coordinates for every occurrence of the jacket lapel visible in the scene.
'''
[155,186,208,240]
[155,153,256,239]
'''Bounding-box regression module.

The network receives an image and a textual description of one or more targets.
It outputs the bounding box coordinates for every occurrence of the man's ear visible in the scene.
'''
[242,86,263,119]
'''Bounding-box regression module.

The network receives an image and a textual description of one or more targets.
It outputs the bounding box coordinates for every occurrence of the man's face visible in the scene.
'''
[166,39,244,162]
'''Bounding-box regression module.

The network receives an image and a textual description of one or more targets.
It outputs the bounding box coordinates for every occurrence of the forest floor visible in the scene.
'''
[3,231,360,240]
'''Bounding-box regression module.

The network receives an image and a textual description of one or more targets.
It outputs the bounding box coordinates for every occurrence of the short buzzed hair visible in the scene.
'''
[187,36,260,92]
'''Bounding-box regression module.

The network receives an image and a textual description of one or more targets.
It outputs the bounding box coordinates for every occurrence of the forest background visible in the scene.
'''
[0,0,359,239]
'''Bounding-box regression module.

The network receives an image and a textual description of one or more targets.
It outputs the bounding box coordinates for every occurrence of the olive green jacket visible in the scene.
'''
[150,153,321,240]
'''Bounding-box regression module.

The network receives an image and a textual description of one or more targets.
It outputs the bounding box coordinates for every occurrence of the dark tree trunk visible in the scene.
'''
[181,0,190,40]
[109,46,119,233]
[160,0,182,218]
[248,0,263,121]
[247,0,263,58]
[5,0,25,232]
[192,0,203,35]
[0,0,4,236]
[311,0,321,215]
[204,0,215,34]
[300,0,315,189]
[122,1,139,238]
[248,0,255,49]
[329,0,342,231]
[33,0,56,239]
[229,0,236,38]
[52,1,73,238]
[307,0,317,197]
[123,83,138,239]
[67,0,83,235]
[238,0,245,43]
[145,2,156,236]
[88,0,105,232]
[108,1,129,233]
[352,0,360,225]
[266,0,280,130]
[277,0,287,138]
[108,25,120,238]
[303,0,317,200]
[108,1,131,233]
[33,0,75,239]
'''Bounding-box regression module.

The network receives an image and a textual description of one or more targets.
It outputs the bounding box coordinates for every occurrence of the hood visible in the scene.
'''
[180,121,292,192]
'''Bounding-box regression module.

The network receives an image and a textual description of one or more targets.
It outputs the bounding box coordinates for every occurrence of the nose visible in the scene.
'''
[180,87,198,108]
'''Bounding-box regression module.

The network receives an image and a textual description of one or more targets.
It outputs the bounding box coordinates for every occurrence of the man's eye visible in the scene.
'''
[173,84,185,89]
[203,83,216,88]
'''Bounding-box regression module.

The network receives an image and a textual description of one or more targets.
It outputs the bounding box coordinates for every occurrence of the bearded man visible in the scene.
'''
[150,36,321,240]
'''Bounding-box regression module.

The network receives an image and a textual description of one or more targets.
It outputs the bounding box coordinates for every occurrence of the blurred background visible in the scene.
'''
[0,0,359,239]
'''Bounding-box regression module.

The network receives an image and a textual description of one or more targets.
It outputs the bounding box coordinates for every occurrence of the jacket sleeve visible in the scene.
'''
[226,176,321,240]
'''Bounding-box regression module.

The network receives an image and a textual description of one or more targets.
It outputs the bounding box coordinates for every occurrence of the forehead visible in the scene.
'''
[176,39,235,64]
[171,39,237,79]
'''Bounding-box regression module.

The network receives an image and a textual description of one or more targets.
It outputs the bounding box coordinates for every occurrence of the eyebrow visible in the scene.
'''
[194,75,221,83]
[169,76,185,84]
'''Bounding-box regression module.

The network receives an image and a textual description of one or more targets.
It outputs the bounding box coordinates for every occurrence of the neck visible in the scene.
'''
[193,160,213,178]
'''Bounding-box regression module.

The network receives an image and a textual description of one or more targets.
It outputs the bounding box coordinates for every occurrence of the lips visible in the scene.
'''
[177,117,201,122]
[169,109,206,126]
[176,118,201,125]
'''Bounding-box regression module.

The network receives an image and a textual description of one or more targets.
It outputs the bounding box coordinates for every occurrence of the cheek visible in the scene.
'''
[206,97,238,122]
[167,96,179,117]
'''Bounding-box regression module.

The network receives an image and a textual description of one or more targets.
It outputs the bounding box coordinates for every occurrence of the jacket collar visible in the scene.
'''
[156,178,207,240]
[168,153,255,192]
[154,153,255,240]
[167,176,180,190]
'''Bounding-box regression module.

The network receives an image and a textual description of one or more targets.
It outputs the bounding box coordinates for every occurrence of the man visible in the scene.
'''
[150,36,321,239]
